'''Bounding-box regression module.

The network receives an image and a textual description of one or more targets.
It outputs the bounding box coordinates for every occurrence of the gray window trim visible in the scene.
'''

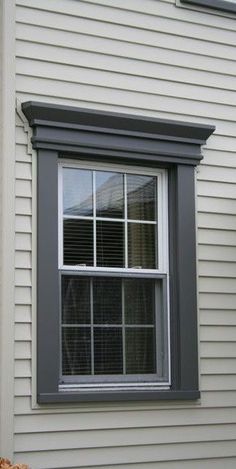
[181,0,236,13]
[22,101,215,404]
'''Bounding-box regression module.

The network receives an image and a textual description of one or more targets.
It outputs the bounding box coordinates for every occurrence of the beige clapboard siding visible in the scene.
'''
[15,324,31,342]
[14,406,236,432]
[198,196,236,215]
[12,440,236,468]
[15,341,31,360]
[14,122,33,413]
[200,326,236,342]
[199,261,236,277]
[16,198,31,216]
[15,269,31,287]
[15,40,236,97]
[16,84,236,123]
[15,251,31,271]
[16,126,28,146]
[198,165,236,183]
[29,459,236,469]
[14,423,236,452]
[198,213,236,231]
[15,360,31,379]
[13,0,236,466]
[199,293,236,310]
[201,375,236,391]
[16,0,236,33]
[16,161,32,180]
[202,150,236,166]
[15,85,236,127]
[198,245,236,263]
[15,70,236,119]
[15,38,236,96]
[15,286,31,305]
[198,180,236,199]
[16,143,32,163]
[15,233,31,251]
[201,358,236,375]
[198,230,236,247]
[16,0,236,46]
[15,215,31,234]
[15,377,31,397]
[13,393,236,418]
[72,0,236,33]
[15,179,32,199]
[200,391,236,408]
[200,341,236,358]
[204,136,236,153]
[200,309,236,326]
[16,19,234,66]
[15,305,31,325]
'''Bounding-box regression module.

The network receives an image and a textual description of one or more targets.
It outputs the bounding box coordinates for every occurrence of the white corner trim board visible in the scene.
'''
[0,0,16,459]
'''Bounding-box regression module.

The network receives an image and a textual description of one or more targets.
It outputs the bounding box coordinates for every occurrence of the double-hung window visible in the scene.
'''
[59,162,169,390]
[22,101,215,403]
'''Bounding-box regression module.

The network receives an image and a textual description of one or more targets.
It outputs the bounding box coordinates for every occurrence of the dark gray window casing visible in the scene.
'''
[22,101,215,404]
[181,0,236,14]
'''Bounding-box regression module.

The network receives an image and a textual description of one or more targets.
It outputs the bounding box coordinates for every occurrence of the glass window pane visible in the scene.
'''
[96,171,124,218]
[126,328,156,374]
[62,327,91,375]
[127,175,157,221]
[124,278,155,324]
[93,278,122,324]
[64,219,93,266]
[63,168,93,216]
[62,276,90,324]
[97,221,124,267]
[94,328,123,374]
[128,223,156,269]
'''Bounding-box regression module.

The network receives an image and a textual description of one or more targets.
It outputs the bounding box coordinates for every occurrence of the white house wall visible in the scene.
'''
[12,0,236,467]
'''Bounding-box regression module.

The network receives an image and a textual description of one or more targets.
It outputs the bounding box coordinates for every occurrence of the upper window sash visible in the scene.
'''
[58,162,169,274]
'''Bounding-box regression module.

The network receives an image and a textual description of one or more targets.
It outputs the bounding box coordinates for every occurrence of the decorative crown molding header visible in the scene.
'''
[22,101,215,166]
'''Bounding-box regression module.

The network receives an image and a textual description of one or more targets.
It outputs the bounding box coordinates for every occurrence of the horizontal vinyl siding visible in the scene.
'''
[15,115,32,445]
[14,0,236,468]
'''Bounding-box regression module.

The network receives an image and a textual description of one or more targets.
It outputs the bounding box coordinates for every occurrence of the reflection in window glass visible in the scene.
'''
[126,328,155,374]
[62,276,90,324]
[128,223,157,269]
[94,328,123,374]
[63,168,93,216]
[93,278,122,324]
[64,219,93,266]
[124,278,155,324]
[127,174,156,221]
[96,220,124,267]
[62,328,91,375]
[96,171,124,218]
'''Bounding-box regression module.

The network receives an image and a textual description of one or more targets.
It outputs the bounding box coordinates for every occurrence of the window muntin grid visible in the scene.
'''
[58,162,170,387]
[59,162,168,273]
[62,168,158,270]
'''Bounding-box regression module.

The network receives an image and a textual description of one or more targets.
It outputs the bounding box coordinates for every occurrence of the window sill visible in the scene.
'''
[38,389,200,404]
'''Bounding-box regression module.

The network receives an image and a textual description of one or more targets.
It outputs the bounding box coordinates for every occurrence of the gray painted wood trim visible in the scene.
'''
[38,390,200,404]
[37,150,60,395]
[181,0,236,13]
[176,165,199,391]
[22,101,214,404]
[22,102,215,167]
